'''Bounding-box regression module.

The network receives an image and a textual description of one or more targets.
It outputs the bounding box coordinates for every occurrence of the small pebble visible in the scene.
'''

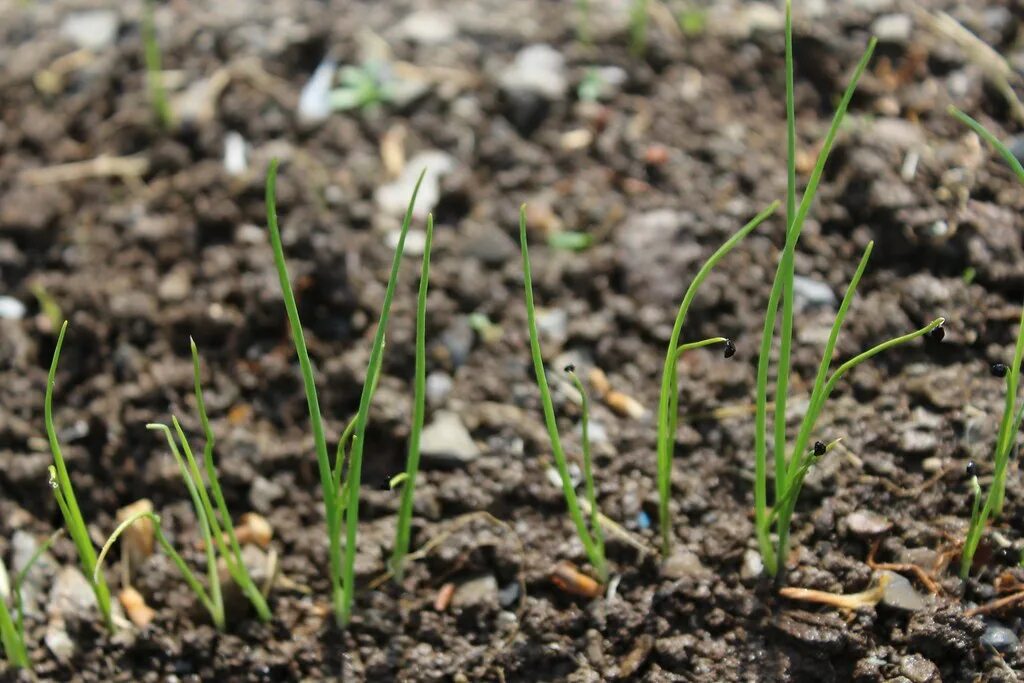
[845,510,892,538]
[881,571,926,612]
[298,59,336,124]
[497,581,520,608]
[741,549,764,581]
[981,622,1019,653]
[0,296,26,320]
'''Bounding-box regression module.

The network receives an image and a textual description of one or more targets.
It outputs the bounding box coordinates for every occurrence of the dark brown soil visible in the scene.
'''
[2,0,1024,681]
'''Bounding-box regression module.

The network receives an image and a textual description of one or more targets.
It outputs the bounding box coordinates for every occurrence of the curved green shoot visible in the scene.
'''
[187,341,272,620]
[146,423,225,630]
[95,509,217,623]
[949,106,1024,184]
[656,201,779,554]
[391,214,434,580]
[521,204,607,583]
[45,322,114,631]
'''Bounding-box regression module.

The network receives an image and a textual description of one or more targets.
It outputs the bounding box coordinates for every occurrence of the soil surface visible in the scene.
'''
[2,0,1024,681]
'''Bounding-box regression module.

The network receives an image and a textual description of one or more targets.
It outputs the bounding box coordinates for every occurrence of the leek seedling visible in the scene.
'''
[753,4,943,578]
[266,159,425,626]
[521,205,608,583]
[655,202,779,553]
[391,214,434,580]
[142,0,172,130]
[45,322,115,632]
[950,106,1024,577]
[0,530,61,668]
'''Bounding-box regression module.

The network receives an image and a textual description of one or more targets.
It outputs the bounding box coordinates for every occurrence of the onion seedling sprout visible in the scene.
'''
[950,106,1024,577]
[0,530,61,668]
[96,505,220,628]
[753,3,943,578]
[142,0,172,130]
[390,214,434,580]
[265,159,425,626]
[521,206,609,582]
[629,0,649,57]
[45,322,115,631]
[655,202,779,553]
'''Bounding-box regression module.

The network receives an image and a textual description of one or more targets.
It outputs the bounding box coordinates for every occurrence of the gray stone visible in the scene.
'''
[792,276,836,311]
[872,14,912,43]
[426,372,453,407]
[420,410,479,465]
[498,581,520,608]
[845,510,892,538]
[49,567,97,618]
[452,574,498,609]
[60,10,119,51]
[223,131,248,176]
[375,150,456,220]
[741,549,764,581]
[662,549,710,580]
[499,45,567,100]
[298,59,336,125]
[899,654,940,683]
[398,11,457,45]
[385,228,427,257]
[45,619,75,661]
[981,622,1019,653]
[249,476,285,514]
[157,267,191,302]
[461,224,516,265]
[0,296,26,320]
[881,571,926,612]
[440,317,474,368]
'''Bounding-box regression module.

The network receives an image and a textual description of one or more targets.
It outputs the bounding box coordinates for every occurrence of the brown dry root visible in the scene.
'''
[867,540,942,595]
[966,572,1024,617]
[779,573,891,610]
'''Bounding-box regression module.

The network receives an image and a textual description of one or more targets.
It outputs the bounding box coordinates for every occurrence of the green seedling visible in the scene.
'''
[753,3,943,578]
[576,0,591,44]
[330,62,395,112]
[96,496,222,629]
[951,106,1024,577]
[142,0,172,130]
[0,530,62,668]
[98,339,274,626]
[391,215,434,580]
[45,322,115,632]
[679,6,707,36]
[521,205,608,582]
[655,203,779,554]
[630,0,649,57]
[266,159,425,626]
[548,231,594,252]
